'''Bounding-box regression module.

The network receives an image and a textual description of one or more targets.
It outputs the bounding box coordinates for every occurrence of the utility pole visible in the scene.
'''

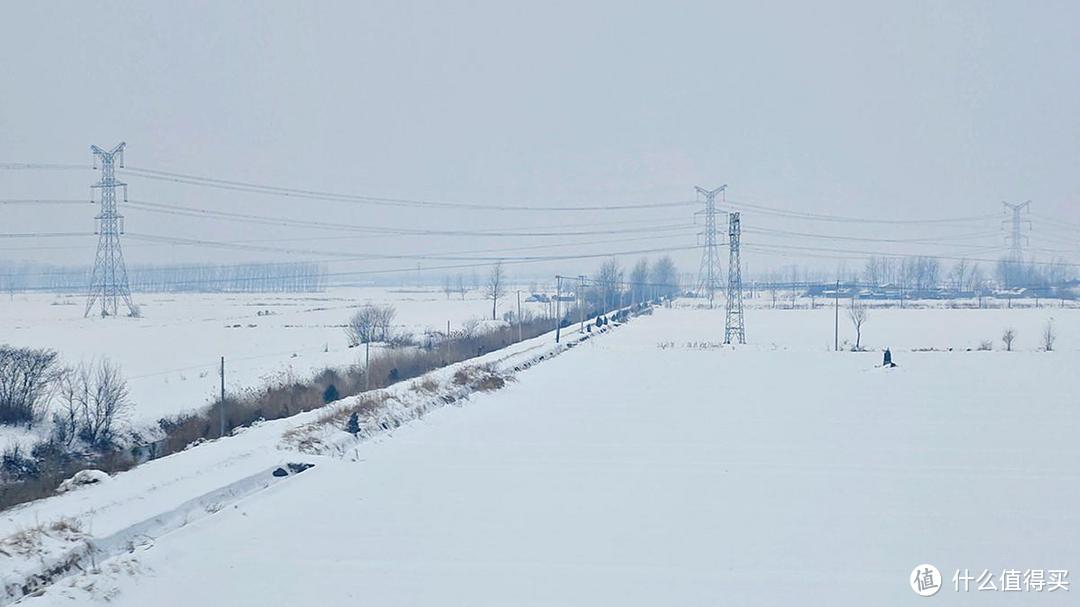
[555,276,562,343]
[85,142,137,318]
[578,275,585,332]
[695,185,726,308]
[364,340,371,391]
[516,290,522,342]
[833,280,840,351]
[446,320,451,360]
[1002,201,1032,288]
[219,356,226,438]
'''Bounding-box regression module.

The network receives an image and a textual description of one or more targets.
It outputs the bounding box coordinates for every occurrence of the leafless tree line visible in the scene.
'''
[0,346,129,448]
[0,262,325,294]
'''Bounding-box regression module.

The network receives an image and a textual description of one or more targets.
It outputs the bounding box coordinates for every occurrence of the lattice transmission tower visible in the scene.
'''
[1002,200,1031,259]
[1001,200,1031,289]
[695,185,726,308]
[85,142,137,318]
[725,211,745,344]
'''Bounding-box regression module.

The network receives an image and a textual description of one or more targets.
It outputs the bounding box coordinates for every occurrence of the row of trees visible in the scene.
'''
[593,256,680,309]
[0,262,326,294]
[863,255,1076,292]
[434,256,682,326]
[0,346,129,448]
[757,256,1075,295]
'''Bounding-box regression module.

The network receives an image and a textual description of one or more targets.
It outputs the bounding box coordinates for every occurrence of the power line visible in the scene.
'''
[743,242,1079,268]
[119,165,698,212]
[726,196,1000,225]
[0,232,94,238]
[4,244,704,292]
[0,231,699,281]
[122,199,696,238]
[124,232,699,264]
[744,226,1003,245]
[0,163,92,170]
[0,199,91,205]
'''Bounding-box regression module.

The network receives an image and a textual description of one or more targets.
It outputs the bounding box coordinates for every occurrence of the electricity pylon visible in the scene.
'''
[725,211,745,344]
[85,143,137,318]
[695,185,726,308]
[1001,201,1031,289]
[1002,200,1031,259]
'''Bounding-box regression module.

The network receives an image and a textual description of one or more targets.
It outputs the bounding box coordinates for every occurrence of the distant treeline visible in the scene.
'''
[0,262,326,293]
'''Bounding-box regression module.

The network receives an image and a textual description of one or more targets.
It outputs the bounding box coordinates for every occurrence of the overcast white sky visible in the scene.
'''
[1,1,1078,280]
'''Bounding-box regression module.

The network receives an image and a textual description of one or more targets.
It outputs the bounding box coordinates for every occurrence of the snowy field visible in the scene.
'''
[0,287,549,429]
[6,304,1077,606]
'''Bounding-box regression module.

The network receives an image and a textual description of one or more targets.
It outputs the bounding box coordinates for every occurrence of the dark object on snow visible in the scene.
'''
[272,467,289,477]
[323,384,340,403]
[883,348,897,368]
[346,411,360,436]
[287,462,314,474]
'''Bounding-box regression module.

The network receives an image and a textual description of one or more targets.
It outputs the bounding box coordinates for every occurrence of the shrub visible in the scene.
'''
[1,444,38,479]
[345,412,360,436]
[323,384,340,403]
[1002,328,1016,351]
[1042,320,1056,351]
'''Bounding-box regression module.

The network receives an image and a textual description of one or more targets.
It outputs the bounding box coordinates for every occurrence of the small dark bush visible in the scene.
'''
[323,384,340,403]
[1,444,38,479]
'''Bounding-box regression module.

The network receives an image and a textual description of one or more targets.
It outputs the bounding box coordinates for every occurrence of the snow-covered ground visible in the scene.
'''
[5,305,1077,605]
[0,287,550,428]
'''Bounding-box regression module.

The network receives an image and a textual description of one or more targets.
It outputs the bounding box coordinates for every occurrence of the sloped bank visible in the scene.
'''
[0,306,651,605]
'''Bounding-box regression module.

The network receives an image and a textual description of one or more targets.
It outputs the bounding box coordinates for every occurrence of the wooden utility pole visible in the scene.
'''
[516,290,522,342]
[219,356,226,438]
[364,340,371,391]
[833,280,840,352]
[578,275,585,333]
[555,276,562,343]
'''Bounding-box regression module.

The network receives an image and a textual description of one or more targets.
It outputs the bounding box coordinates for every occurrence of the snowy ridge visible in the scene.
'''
[0,314,630,604]
[281,321,616,458]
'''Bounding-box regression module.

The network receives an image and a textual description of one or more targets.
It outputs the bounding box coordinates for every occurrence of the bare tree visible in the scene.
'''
[1002,328,1016,351]
[649,256,679,299]
[485,261,506,320]
[949,259,970,291]
[345,304,397,346]
[0,345,59,426]
[73,358,130,448]
[373,305,397,341]
[443,275,453,300]
[848,298,868,351]
[1042,320,1056,351]
[456,274,466,300]
[53,365,89,445]
[597,259,623,310]
[345,306,379,347]
[629,258,649,304]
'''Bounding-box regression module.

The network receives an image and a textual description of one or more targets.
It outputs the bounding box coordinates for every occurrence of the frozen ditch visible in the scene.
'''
[1,463,313,605]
